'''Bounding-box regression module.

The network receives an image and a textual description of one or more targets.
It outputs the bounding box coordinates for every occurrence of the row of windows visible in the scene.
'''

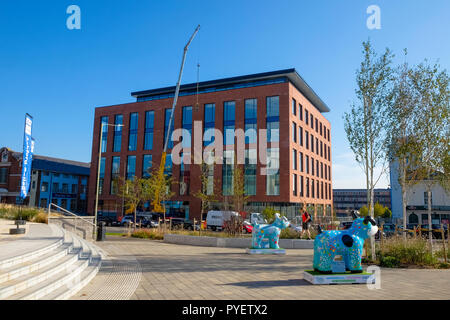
[292,150,331,181]
[292,98,330,141]
[292,122,331,161]
[292,174,332,200]
[40,182,86,194]
[100,96,281,153]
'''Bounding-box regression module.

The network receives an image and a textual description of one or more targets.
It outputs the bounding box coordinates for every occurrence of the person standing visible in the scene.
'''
[301,209,312,240]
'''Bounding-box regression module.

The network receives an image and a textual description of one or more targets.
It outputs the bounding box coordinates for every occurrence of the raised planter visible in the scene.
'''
[163,234,314,249]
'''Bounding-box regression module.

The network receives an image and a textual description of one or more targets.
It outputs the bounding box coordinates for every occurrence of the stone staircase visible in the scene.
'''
[0,223,102,300]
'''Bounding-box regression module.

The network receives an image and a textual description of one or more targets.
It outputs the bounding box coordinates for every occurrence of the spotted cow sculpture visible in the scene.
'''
[313,211,378,273]
[251,213,290,249]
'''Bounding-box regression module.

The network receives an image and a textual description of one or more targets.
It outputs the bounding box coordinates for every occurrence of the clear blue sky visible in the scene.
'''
[1,0,449,188]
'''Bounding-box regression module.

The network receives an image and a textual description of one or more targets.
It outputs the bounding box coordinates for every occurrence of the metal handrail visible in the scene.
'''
[47,203,96,227]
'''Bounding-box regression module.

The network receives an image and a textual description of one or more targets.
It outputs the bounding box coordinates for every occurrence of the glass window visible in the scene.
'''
[164,154,172,177]
[222,150,234,196]
[164,109,174,149]
[311,157,315,176]
[310,114,314,129]
[266,148,280,195]
[299,104,303,121]
[144,111,154,150]
[267,122,279,143]
[224,101,235,145]
[300,176,304,197]
[305,109,309,125]
[316,138,319,155]
[299,127,303,146]
[306,155,309,174]
[305,131,309,149]
[41,182,48,192]
[311,134,314,153]
[266,96,279,143]
[100,116,108,153]
[315,118,318,132]
[113,115,123,152]
[266,96,279,117]
[128,113,138,151]
[316,159,319,177]
[244,149,257,196]
[111,156,120,194]
[293,174,297,196]
[306,177,310,197]
[292,149,297,170]
[71,184,78,194]
[245,99,257,144]
[292,98,296,115]
[99,157,105,195]
[299,152,303,172]
[204,104,215,146]
[292,122,297,143]
[0,168,7,184]
[127,156,136,180]
[182,106,192,148]
[142,155,152,178]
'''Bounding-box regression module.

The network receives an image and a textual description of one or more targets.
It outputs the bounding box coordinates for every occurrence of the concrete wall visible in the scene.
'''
[164,233,314,249]
[48,216,95,241]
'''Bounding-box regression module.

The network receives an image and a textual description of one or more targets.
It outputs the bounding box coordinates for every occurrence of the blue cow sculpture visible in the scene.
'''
[252,213,290,249]
[313,211,378,273]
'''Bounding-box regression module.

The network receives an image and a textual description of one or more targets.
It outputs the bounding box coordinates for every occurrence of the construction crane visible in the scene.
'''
[152,24,200,214]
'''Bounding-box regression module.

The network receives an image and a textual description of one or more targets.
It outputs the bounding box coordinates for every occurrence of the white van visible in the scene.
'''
[206,211,239,231]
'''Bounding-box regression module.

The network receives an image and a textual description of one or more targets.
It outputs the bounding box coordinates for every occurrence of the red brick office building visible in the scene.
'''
[88,69,332,221]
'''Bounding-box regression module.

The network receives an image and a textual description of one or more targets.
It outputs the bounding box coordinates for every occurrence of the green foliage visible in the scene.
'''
[131,228,164,240]
[383,208,392,219]
[359,206,369,216]
[261,207,277,224]
[0,204,48,223]
[379,256,400,268]
[377,237,438,267]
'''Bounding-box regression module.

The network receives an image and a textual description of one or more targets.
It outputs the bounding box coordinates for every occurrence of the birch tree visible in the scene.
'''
[344,40,394,261]
[410,61,449,246]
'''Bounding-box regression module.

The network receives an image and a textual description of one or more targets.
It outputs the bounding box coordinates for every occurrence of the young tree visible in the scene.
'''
[193,160,219,220]
[230,163,250,213]
[118,177,145,232]
[386,53,425,241]
[344,40,394,261]
[410,61,449,246]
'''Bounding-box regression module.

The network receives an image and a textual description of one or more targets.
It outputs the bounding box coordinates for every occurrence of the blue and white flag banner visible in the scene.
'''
[20,114,33,200]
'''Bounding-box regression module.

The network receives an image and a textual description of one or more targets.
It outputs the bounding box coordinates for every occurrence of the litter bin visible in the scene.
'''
[96,222,106,241]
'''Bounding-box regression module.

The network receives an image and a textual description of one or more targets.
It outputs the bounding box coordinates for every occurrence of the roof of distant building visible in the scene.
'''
[131,68,330,113]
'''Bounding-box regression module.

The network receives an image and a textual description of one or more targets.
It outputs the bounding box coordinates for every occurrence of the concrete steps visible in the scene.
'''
[0,224,102,300]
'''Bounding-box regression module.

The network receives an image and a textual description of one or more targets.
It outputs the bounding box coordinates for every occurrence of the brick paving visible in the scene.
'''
[85,236,450,300]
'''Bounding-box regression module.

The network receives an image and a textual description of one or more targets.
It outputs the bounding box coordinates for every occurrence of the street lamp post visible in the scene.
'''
[94,122,123,236]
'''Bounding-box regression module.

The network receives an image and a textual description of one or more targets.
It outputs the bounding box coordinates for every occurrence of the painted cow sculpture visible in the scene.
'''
[313,211,378,273]
[251,213,290,249]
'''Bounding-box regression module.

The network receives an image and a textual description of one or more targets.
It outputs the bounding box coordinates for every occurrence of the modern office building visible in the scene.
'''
[88,69,332,221]
[0,147,90,214]
[333,188,392,218]
[390,161,450,225]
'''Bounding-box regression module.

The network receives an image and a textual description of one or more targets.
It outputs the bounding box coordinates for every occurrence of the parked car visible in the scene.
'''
[97,215,118,227]
[120,215,154,228]
[243,221,253,234]
[206,211,239,231]
[381,223,396,237]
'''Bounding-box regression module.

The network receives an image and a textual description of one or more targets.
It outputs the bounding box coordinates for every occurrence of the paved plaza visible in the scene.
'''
[72,236,450,300]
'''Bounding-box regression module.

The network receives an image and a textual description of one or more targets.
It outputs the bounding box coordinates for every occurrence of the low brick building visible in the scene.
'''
[88,69,333,221]
[0,147,90,214]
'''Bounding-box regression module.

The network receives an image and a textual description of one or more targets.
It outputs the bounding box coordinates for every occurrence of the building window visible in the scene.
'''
[305,131,309,149]
[311,134,314,153]
[126,156,136,180]
[164,109,174,149]
[311,179,315,198]
[99,157,105,195]
[299,152,303,172]
[320,122,323,136]
[100,116,108,153]
[142,155,152,178]
[40,198,47,208]
[224,101,236,145]
[266,148,280,196]
[0,168,7,184]
[315,118,318,133]
[182,106,193,148]
[292,149,297,170]
[164,154,172,177]
[299,104,303,121]
[311,157,315,176]
[71,184,78,194]
[266,96,279,143]
[292,98,296,116]
[306,177,310,197]
[300,175,304,197]
[245,99,257,144]
[327,129,330,142]
[41,182,48,192]
[179,152,190,196]
[53,182,59,193]
[305,109,309,125]
[223,150,234,196]
[325,182,328,199]
[316,138,319,155]
[299,127,303,146]
[321,162,323,178]
[316,160,319,177]
[293,174,297,196]
[111,156,120,194]
[317,180,320,199]
[244,149,257,196]
[321,181,324,200]
[292,122,297,143]
[113,114,123,152]
[310,114,314,129]
[204,103,215,146]
[424,192,433,205]
[328,164,331,180]
[144,111,154,150]
[306,155,309,174]
[320,141,323,157]
[328,146,331,161]
[128,113,138,151]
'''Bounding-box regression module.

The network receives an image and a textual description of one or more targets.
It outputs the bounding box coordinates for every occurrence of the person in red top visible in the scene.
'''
[301,209,312,240]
